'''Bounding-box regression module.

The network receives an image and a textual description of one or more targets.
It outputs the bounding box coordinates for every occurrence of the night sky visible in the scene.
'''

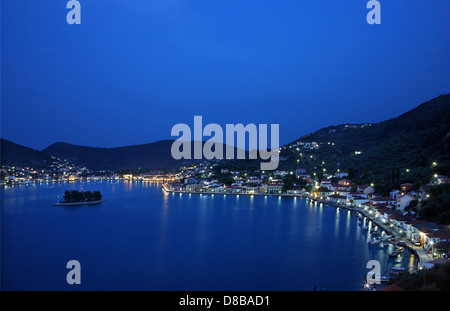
[2,1,449,150]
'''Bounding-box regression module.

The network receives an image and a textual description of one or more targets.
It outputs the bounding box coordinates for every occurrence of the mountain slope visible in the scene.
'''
[0,138,53,168]
[42,140,246,171]
[41,140,187,170]
[276,93,450,193]
[3,94,449,177]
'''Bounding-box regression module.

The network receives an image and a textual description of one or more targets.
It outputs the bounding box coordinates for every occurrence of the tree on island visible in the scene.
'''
[63,190,102,202]
[92,191,102,201]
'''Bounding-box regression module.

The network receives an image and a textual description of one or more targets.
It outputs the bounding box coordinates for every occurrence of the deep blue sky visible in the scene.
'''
[2,0,449,150]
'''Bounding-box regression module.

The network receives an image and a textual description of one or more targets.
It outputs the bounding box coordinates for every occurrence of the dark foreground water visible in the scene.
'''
[1,181,417,290]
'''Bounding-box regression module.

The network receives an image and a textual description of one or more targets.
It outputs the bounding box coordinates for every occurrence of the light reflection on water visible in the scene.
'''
[1,181,418,290]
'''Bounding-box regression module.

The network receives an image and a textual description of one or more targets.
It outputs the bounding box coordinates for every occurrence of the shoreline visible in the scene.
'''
[163,184,351,209]
[53,199,107,206]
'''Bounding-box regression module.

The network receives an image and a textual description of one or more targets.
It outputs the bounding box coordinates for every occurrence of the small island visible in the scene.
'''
[54,190,106,206]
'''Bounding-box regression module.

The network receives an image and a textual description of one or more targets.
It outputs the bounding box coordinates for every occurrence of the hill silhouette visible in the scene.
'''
[2,94,449,180]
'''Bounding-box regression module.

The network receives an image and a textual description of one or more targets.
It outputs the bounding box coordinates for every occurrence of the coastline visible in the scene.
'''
[53,199,107,206]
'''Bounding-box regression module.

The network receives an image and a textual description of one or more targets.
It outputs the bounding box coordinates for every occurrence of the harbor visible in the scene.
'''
[163,184,424,277]
[3,180,399,290]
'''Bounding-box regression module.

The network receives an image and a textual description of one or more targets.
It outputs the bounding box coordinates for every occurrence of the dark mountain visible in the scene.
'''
[0,138,53,168]
[275,93,450,193]
[41,140,195,170]
[3,94,449,179]
[1,137,246,171]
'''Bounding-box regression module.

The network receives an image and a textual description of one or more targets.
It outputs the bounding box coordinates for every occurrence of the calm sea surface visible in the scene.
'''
[1,181,417,290]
